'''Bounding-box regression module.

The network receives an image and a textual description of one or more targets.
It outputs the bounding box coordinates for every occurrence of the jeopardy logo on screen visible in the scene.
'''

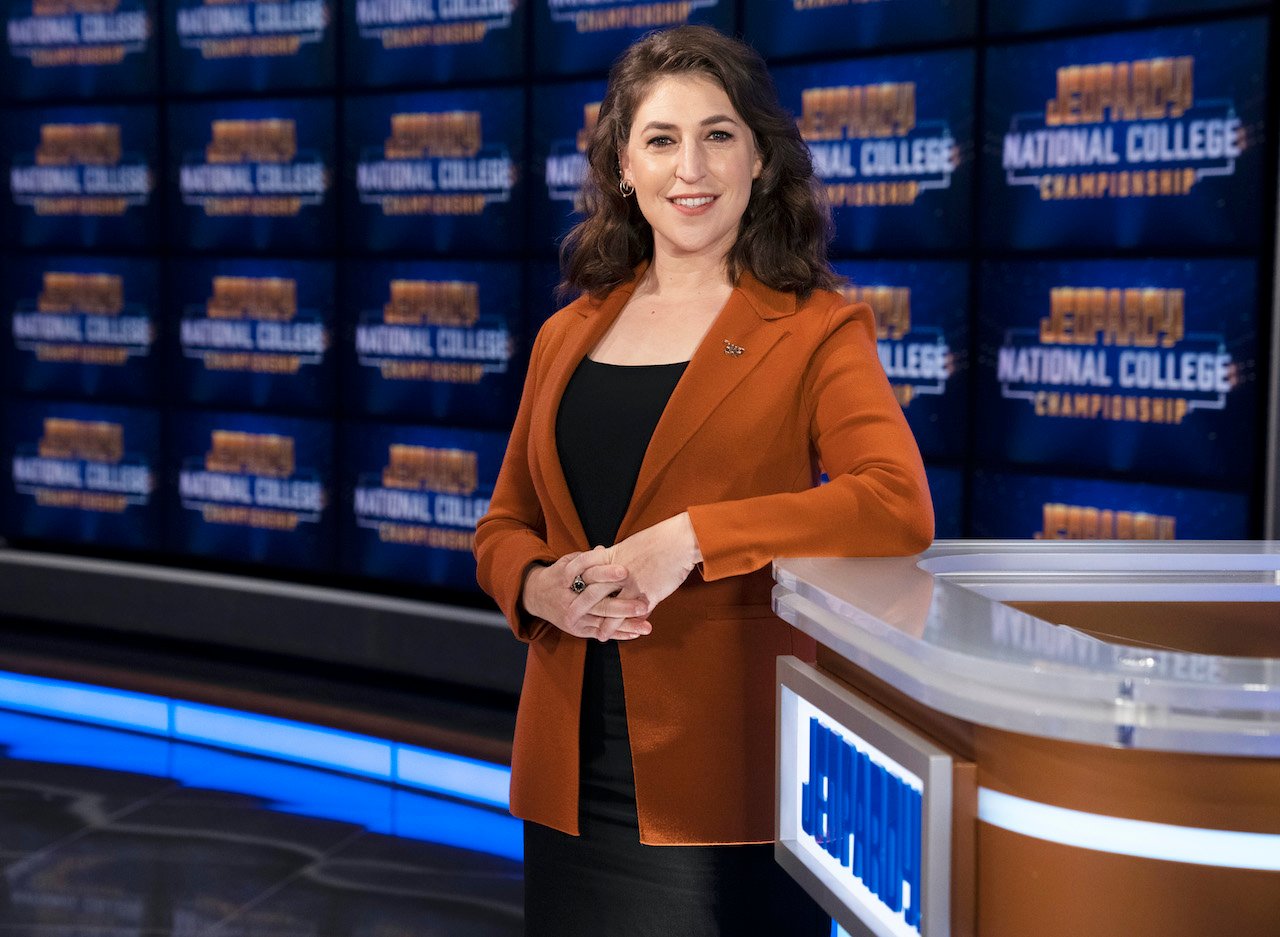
[355,0,515,48]
[356,279,509,385]
[547,0,716,33]
[182,276,327,377]
[7,0,150,67]
[844,285,951,409]
[357,111,515,217]
[802,713,925,937]
[180,118,328,218]
[544,101,598,210]
[179,430,325,532]
[1034,502,1176,540]
[996,285,1233,427]
[12,417,152,514]
[354,444,488,553]
[799,82,957,209]
[12,270,153,368]
[11,122,152,218]
[1002,56,1243,203]
[174,0,328,60]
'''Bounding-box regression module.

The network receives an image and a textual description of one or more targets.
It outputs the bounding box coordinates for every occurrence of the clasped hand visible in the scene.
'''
[521,513,702,642]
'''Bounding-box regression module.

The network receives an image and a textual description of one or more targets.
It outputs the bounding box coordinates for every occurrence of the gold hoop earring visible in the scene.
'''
[619,178,635,197]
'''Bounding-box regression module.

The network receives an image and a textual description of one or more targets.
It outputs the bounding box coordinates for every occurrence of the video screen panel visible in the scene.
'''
[345,88,524,254]
[988,0,1257,35]
[772,51,975,253]
[2,400,161,550]
[743,0,976,60]
[168,97,336,252]
[169,410,336,571]
[977,259,1258,487]
[171,258,336,414]
[924,464,963,539]
[4,255,160,403]
[3,0,156,99]
[983,19,1267,250]
[166,0,336,93]
[3,104,158,250]
[530,79,608,257]
[526,261,564,333]
[832,260,969,461]
[345,0,524,86]
[532,0,733,77]
[343,260,523,426]
[341,422,505,590]
[969,469,1250,540]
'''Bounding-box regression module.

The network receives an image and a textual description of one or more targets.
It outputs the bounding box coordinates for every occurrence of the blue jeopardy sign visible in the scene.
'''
[345,0,524,86]
[2,400,161,550]
[169,411,336,571]
[343,260,523,426]
[341,423,505,590]
[167,0,336,93]
[3,0,157,98]
[169,97,336,252]
[530,79,608,255]
[968,469,1251,540]
[4,104,157,250]
[743,0,975,60]
[833,260,969,461]
[773,51,975,253]
[983,19,1267,250]
[977,259,1258,486]
[345,88,524,253]
[172,258,336,413]
[4,255,160,402]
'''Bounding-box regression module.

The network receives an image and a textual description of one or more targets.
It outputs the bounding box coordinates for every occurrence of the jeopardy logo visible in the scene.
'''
[798,83,957,208]
[175,0,328,59]
[356,279,509,384]
[802,715,924,935]
[11,271,153,366]
[12,417,152,513]
[1036,502,1176,540]
[356,111,515,216]
[180,118,328,217]
[6,0,150,68]
[10,122,152,217]
[354,444,489,551]
[547,0,715,33]
[545,101,599,208]
[355,0,515,48]
[996,286,1234,425]
[179,429,325,531]
[844,285,950,408]
[181,276,328,376]
[1002,56,1244,201]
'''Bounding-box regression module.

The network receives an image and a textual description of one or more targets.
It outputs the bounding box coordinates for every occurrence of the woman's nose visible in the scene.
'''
[675,140,706,182]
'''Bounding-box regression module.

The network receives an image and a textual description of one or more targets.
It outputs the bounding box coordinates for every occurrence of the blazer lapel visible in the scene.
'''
[530,276,639,549]
[616,274,795,537]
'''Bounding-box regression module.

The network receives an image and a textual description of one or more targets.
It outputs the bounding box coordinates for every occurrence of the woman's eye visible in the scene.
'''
[647,136,674,147]
[708,130,733,142]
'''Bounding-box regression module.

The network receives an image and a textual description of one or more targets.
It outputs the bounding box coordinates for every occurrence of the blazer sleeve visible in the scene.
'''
[686,300,934,581]
[474,323,560,642]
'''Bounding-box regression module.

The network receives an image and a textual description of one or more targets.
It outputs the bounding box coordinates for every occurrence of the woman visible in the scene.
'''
[474,25,932,936]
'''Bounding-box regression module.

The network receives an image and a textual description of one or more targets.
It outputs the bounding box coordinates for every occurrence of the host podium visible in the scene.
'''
[771,541,1280,937]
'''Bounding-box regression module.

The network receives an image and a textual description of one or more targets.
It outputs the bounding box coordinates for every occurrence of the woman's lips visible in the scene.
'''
[669,194,717,215]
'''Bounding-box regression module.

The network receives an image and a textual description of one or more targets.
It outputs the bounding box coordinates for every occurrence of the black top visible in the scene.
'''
[556,356,689,825]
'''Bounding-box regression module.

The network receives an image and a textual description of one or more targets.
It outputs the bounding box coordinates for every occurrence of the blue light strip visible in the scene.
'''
[979,787,1280,871]
[0,668,510,810]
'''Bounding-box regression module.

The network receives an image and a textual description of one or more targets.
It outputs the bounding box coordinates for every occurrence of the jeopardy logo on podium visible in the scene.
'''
[778,657,953,937]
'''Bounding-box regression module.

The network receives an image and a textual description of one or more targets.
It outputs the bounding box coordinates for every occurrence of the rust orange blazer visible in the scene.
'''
[474,267,933,845]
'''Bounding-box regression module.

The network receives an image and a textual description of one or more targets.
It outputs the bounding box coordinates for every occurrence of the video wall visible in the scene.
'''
[1,0,1275,599]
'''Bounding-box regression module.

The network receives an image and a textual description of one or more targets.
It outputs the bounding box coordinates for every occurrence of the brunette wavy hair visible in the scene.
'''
[558,25,839,302]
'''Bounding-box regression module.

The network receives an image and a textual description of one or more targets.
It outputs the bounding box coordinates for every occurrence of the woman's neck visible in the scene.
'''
[637,252,733,300]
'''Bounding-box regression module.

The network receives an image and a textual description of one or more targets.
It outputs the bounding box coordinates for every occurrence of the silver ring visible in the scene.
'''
[571,575,586,594]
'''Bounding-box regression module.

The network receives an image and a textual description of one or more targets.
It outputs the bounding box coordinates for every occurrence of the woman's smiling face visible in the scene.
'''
[619,73,763,265]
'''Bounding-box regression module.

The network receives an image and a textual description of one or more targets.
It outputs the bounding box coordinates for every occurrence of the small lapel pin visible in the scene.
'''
[723,340,745,357]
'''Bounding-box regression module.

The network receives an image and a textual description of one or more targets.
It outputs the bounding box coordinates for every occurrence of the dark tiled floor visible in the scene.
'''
[0,749,522,936]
